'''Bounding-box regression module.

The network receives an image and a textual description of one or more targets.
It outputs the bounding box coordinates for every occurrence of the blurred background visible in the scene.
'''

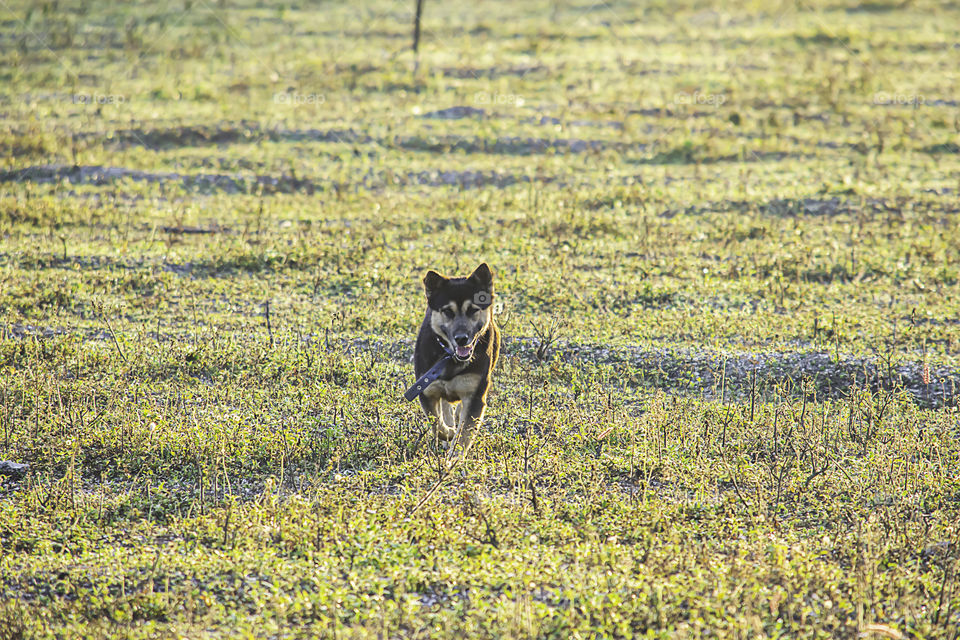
[1,0,958,373]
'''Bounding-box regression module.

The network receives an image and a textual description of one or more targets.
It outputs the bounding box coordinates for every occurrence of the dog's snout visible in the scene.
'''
[454,333,470,347]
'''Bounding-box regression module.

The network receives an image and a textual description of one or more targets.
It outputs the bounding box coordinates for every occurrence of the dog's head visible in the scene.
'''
[423,263,495,362]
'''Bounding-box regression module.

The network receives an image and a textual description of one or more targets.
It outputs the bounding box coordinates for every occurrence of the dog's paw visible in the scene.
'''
[431,424,457,443]
[444,443,470,465]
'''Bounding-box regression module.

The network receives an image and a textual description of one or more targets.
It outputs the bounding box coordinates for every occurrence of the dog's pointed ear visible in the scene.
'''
[468,263,494,291]
[423,270,447,299]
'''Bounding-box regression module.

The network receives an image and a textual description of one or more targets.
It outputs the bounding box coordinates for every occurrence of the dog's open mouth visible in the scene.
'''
[455,344,475,360]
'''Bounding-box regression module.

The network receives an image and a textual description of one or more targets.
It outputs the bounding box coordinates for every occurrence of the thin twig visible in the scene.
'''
[412,0,424,74]
[409,454,463,516]
[97,303,127,363]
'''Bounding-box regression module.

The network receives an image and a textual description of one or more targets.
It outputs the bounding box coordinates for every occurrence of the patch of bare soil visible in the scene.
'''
[546,341,960,408]
[0,164,556,193]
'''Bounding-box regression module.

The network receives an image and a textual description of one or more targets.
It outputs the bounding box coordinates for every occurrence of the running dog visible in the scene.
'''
[404,263,500,457]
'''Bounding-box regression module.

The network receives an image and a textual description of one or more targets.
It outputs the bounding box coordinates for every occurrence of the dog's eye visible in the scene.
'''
[442,309,455,319]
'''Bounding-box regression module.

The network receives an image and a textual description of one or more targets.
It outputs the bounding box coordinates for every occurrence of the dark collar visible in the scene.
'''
[435,335,454,356]
[403,336,458,401]
[403,352,452,401]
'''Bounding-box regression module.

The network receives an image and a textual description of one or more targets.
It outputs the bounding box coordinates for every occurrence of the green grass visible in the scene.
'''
[1,0,959,637]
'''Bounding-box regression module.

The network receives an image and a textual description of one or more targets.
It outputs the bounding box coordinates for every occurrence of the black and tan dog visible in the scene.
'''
[404,263,500,456]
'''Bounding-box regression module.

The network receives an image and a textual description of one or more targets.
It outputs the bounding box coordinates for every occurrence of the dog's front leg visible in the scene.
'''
[440,400,457,432]
[420,392,457,442]
[448,396,486,459]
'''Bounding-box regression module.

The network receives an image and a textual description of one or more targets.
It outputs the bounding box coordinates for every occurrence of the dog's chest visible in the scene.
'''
[423,372,482,402]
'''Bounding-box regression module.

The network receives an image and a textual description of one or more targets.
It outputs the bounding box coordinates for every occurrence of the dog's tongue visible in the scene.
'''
[456,345,472,358]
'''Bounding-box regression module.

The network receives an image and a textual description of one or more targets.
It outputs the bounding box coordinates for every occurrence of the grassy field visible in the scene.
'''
[1,0,959,637]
